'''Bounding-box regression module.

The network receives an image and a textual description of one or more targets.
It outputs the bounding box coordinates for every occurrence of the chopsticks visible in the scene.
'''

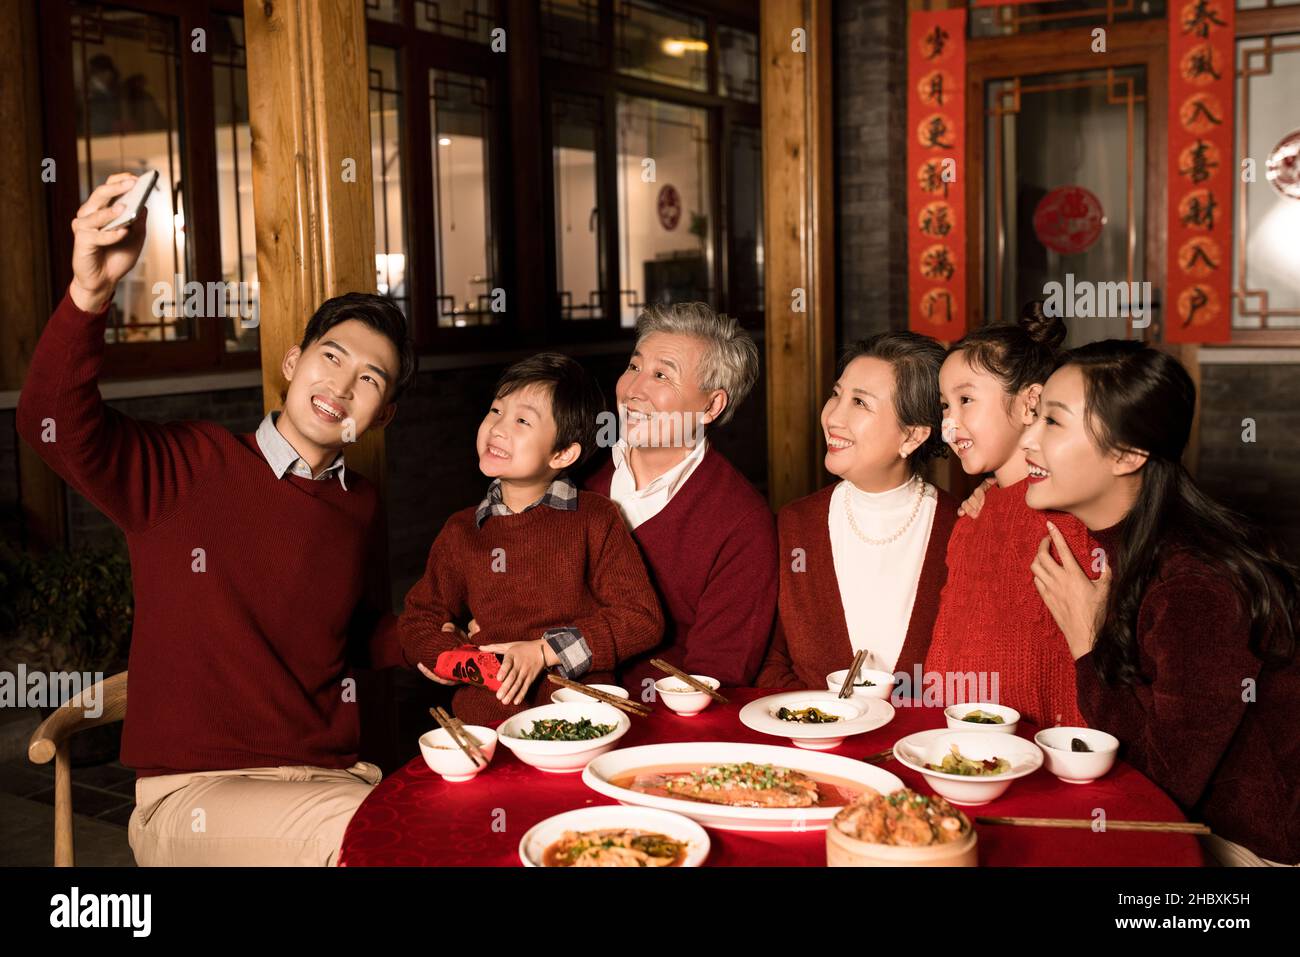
[650,658,728,704]
[546,674,652,717]
[429,706,487,768]
[975,816,1211,835]
[838,649,868,699]
[861,748,894,765]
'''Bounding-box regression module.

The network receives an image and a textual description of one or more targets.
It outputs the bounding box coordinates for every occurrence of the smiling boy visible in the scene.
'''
[398,353,663,724]
[16,172,416,865]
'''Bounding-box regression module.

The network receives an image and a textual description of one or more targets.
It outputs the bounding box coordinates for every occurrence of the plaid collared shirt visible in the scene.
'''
[472,473,591,679]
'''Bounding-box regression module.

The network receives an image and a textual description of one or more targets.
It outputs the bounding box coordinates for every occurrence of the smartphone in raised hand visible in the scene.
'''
[100,169,159,231]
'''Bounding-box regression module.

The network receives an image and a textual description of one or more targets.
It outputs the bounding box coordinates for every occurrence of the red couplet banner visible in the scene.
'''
[907,8,967,340]
[1166,0,1235,343]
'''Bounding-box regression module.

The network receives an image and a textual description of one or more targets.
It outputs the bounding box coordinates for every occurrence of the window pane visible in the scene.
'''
[553,93,606,321]
[365,0,402,25]
[1234,35,1300,329]
[718,26,759,103]
[416,0,494,42]
[431,70,497,327]
[213,16,259,353]
[369,46,409,317]
[729,125,763,316]
[971,1,1166,38]
[615,0,708,92]
[72,3,190,344]
[616,96,712,328]
[541,0,604,64]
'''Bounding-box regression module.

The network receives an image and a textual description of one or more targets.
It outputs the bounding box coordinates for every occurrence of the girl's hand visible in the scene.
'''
[1031,521,1112,660]
[957,477,996,518]
[480,639,559,705]
[416,623,471,686]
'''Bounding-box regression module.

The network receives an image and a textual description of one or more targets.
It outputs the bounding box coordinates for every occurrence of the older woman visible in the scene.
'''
[584,302,777,695]
[757,333,958,689]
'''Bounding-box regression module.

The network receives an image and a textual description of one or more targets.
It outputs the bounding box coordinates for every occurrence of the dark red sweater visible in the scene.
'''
[397,492,663,725]
[1077,526,1300,864]
[585,447,777,692]
[756,482,957,690]
[924,479,1098,727]
[16,293,402,777]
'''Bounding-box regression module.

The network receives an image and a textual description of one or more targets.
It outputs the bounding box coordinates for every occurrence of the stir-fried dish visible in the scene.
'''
[924,744,1011,776]
[834,788,971,846]
[514,717,615,741]
[776,706,840,724]
[960,710,1005,725]
[543,829,686,867]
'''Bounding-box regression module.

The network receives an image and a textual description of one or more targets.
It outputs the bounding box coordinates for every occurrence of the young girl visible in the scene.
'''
[1024,340,1298,866]
[924,303,1098,727]
[757,332,957,688]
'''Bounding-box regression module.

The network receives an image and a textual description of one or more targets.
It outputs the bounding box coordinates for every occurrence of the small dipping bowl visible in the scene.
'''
[1034,727,1119,784]
[418,726,498,782]
[654,675,720,717]
[944,702,1020,735]
[825,668,898,701]
[549,684,631,705]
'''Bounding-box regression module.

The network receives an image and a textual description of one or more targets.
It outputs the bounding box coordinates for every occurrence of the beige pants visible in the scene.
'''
[128,762,382,867]
[1201,834,1297,868]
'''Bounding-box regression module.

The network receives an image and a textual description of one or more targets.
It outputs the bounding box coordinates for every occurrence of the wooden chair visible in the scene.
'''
[27,672,128,866]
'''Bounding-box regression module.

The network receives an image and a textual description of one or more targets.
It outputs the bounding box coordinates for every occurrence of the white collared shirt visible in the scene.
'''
[254,412,348,489]
[827,477,936,671]
[608,436,709,529]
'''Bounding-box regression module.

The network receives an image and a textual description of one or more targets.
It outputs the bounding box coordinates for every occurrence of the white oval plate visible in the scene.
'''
[518,805,710,868]
[582,741,903,832]
[739,690,895,744]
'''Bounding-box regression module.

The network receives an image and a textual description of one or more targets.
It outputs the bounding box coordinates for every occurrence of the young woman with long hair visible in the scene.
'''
[1024,340,1298,866]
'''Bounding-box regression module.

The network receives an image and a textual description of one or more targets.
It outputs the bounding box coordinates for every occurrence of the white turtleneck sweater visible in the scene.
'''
[827,476,937,672]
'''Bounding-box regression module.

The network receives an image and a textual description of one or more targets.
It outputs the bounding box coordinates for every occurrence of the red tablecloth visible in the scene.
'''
[340,688,1204,866]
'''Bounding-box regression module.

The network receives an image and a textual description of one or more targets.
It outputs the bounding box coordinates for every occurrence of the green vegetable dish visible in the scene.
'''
[924,744,1011,776]
[776,706,840,724]
[961,710,1005,725]
[516,717,616,741]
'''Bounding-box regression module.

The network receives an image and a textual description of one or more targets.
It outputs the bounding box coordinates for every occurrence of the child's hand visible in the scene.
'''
[480,639,559,705]
[416,623,470,686]
[957,477,996,519]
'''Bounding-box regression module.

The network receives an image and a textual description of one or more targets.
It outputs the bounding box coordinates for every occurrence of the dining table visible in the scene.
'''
[339,687,1205,867]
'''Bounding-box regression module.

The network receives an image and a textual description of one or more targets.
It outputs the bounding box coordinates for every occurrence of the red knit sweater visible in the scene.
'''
[756,482,958,690]
[924,478,1098,727]
[16,293,403,777]
[396,492,664,725]
[585,447,777,692]
[1077,526,1300,864]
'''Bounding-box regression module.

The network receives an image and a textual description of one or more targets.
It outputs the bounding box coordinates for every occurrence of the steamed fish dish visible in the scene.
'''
[833,788,971,846]
[776,706,840,724]
[924,744,1011,776]
[543,829,686,867]
[513,717,615,741]
[960,710,1005,725]
[636,762,822,808]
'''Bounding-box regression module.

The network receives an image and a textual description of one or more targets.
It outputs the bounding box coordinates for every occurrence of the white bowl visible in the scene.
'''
[518,805,710,867]
[418,726,498,782]
[549,683,631,705]
[654,675,720,717]
[497,701,630,773]
[825,668,897,701]
[944,702,1020,734]
[1034,727,1119,784]
[893,729,1042,807]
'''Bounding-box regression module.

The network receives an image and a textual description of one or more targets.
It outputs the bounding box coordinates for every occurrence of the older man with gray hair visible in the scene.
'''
[585,302,777,695]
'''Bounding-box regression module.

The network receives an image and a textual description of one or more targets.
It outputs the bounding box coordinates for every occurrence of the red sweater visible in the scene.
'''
[397,493,663,725]
[756,482,958,690]
[924,479,1098,727]
[1077,526,1300,864]
[585,447,777,692]
[17,293,403,777]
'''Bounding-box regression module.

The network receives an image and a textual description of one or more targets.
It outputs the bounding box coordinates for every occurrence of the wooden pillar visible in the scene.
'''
[761,0,837,510]
[0,0,64,549]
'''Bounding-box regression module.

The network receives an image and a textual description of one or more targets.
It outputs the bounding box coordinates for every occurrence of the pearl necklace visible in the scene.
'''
[844,477,927,546]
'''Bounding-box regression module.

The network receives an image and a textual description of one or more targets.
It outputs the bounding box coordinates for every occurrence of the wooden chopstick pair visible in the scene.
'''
[861,748,894,765]
[650,658,728,704]
[975,816,1211,835]
[546,674,652,716]
[429,706,487,768]
[838,649,868,699]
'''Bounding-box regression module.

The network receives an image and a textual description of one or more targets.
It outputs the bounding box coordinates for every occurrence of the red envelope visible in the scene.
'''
[434,645,503,691]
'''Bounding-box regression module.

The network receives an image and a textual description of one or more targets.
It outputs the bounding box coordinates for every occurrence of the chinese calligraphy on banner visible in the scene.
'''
[907,7,967,338]
[1167,0,1235,343]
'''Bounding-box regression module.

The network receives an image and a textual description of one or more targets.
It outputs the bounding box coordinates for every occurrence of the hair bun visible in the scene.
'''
[1018,299,1067,351]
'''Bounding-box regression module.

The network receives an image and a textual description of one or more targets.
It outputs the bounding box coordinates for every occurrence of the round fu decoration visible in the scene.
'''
[657,184,682,231]
[1032,185,1106,255]
[1266,129,1300,201]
